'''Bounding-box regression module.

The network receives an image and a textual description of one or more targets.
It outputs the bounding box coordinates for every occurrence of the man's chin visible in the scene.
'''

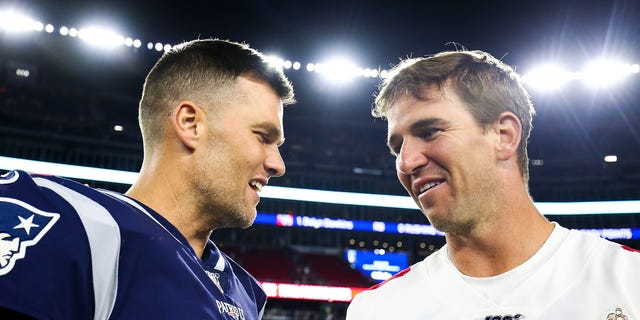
[217,208,256,229]
[238,210,257,229]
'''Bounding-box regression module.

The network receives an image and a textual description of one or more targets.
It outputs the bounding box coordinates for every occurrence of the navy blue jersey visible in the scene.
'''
[0,170,266,319]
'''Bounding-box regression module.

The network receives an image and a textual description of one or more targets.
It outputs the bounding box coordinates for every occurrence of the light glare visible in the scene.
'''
[306,63,315,72]
[583,59,631,88]
[1,12,639,91]
[317,58,360,83]
[33,21,44,32]
[265,55,285,70]
[521,64,573,91]
[78,26,125,48]
[604,155,618,163]
[0,10,37,32]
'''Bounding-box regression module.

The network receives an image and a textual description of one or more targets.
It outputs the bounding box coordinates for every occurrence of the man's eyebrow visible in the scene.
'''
[408,118,449,132]
[387,118,449,152]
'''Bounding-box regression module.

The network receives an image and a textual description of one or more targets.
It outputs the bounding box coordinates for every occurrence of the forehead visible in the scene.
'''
[387,86,447,122]
[386,85,472,132]
[225,76,284,138]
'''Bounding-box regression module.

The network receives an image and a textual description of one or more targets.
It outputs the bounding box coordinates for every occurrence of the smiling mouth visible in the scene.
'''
[249,180,264,192]
[418,180,444,195]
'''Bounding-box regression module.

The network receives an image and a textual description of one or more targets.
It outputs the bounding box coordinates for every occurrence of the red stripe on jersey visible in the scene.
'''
[366,266,412,291]
[621,245,640,253]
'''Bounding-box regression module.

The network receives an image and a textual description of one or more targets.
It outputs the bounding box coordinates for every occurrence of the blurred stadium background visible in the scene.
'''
[1,0,639,318]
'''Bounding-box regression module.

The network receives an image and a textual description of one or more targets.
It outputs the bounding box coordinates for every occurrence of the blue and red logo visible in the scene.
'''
[0,197,60,275]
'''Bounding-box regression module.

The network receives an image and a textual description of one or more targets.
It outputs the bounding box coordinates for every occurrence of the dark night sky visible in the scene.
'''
[11,0,640,67]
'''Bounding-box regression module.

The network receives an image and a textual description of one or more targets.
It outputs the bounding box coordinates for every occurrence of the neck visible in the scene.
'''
[445,198,554,277]
[126,159,211,258]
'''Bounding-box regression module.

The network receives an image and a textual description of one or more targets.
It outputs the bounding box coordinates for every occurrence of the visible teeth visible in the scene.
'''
[420,181,442,193]
[250,181,263,192]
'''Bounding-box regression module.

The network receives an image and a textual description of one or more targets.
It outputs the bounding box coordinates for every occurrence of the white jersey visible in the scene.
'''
[347,223,640,320]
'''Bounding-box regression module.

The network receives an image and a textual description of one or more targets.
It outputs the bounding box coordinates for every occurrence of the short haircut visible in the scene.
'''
[138,38,295,145]
[374,50,535,184]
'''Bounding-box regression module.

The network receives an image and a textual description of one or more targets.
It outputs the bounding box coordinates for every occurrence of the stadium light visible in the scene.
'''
[366,68,381,78]
[521,64,573,91]
[78,26,126,48]
[15,68,30,78]
[2,8,639,91]
[33,21,44,32]
[264,55,285,70]
[582,59,632,88]
[306,63,315,72]
[0,9,39,32]
[604,155,618,163]
[316,58,359,83]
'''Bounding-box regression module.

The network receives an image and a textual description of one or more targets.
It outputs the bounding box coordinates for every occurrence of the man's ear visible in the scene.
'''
[172,101,203,150]
[496,111,522,161]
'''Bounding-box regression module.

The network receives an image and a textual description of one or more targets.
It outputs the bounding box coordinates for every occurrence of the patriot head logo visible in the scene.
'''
[0,197,60,275]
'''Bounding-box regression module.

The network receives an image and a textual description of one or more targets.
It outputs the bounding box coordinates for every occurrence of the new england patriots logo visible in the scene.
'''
[0,197,60,275]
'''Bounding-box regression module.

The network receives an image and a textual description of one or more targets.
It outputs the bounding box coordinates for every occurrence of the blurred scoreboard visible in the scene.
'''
[345,249,408,282]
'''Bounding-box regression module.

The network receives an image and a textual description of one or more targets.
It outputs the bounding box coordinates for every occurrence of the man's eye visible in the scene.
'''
[255,133,268,143]
[420,129,440,140]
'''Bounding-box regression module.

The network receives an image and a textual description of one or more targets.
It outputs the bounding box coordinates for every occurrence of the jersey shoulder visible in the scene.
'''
[0,170,109,318]
[0,170,96,273]
[566,227,640,260]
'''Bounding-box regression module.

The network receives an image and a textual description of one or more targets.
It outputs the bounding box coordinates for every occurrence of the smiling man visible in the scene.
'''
[346,50,640,319]
[0,39,295,319]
